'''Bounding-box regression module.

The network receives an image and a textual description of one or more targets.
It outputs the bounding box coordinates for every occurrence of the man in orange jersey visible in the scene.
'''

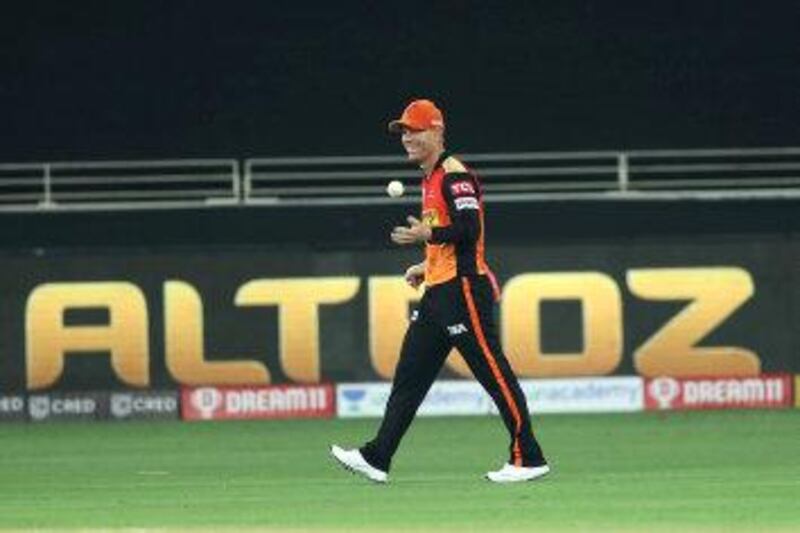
[331,99,549,484]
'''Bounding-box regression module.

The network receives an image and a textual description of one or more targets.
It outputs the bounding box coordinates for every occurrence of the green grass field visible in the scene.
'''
[1,410,799,532]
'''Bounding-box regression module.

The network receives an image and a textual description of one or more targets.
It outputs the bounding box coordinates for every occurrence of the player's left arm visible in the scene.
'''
[429,172,480,244]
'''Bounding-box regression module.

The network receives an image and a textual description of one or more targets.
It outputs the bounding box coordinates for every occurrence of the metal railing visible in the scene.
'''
[0,159,239,211]
[627,147,800,190]
[244,152,622,205]
[245,147,800,205]
[1,148,799,211]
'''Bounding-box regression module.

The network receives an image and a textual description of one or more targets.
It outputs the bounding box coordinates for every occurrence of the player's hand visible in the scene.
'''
[391,216,432,245]
[404,262,425,289]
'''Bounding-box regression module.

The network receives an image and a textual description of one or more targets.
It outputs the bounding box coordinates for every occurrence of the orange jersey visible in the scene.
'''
[422,153,492,286]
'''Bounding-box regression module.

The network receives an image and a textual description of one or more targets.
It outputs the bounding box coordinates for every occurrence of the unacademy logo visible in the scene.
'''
[341,388,367,413]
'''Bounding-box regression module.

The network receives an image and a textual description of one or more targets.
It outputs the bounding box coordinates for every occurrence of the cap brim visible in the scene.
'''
[387,120,429,133]
[387,119,406,133]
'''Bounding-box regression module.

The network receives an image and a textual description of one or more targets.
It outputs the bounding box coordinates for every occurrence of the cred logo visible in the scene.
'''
[29,396,96,421]
[29,396,50,420]
[111,393,178,418]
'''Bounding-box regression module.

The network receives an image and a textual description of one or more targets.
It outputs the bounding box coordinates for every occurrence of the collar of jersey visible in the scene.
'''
[425,151,451,180]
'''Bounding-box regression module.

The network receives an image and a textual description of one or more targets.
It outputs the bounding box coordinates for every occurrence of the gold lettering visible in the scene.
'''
[796,376,800,408]
[627,267,760,377]
[236,278,360,382]
[164,281,269,385]
[501,272,623,376]
[26,282,149,389]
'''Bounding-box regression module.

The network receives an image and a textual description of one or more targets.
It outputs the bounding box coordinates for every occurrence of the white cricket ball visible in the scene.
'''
[386,180,405,198]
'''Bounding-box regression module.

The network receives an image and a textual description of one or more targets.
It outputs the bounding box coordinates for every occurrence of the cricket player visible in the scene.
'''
[331,99,549,483]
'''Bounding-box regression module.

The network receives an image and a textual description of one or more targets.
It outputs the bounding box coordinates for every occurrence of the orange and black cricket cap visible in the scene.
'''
[388,99,445,133]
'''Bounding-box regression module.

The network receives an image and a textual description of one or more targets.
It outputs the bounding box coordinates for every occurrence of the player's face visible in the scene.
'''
[401,127,441,165]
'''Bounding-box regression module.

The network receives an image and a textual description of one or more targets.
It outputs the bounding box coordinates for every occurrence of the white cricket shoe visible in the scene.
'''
[486,463,550,483]
[329,445,388,484]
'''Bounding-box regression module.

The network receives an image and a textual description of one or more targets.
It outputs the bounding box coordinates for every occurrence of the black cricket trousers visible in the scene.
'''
[360,274,546,472]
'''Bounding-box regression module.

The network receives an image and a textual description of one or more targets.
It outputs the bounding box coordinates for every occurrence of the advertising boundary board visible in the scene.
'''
[337,377,645,418]
[181,384,335,421]
[644,375,793,411]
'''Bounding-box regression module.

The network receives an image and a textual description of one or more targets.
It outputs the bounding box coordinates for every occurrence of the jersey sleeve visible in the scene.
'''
[429,172,481,244]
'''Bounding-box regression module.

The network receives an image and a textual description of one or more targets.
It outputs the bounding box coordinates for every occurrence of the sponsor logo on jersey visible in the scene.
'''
[450,181,476,196]
[447,323,468,336]
[454,197,479,210]
[422,209,440,227]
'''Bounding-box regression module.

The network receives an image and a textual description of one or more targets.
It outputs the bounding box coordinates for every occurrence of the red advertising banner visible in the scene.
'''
[181,384,335,421]
[645,374,793,411]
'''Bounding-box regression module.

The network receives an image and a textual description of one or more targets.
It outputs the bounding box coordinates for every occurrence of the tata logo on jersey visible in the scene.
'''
[19,267,762,389]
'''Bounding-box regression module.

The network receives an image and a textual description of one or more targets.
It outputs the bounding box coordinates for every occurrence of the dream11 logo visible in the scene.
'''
[190,387,224,419]
[648,377,681,409]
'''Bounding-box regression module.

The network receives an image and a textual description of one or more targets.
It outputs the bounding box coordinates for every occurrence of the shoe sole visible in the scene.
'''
[485,465,551,484]
[329,446,388,484]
